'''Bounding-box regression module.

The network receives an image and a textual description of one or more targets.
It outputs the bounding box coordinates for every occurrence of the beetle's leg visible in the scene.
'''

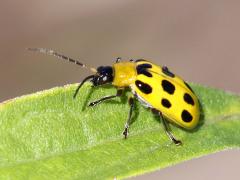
[160,112,182,145]
[162,66,175,78]
[73,75,95,99]
[122,96,135,139]
[88,89,123,107]
[115,57,121,63]
[152,109,182,145]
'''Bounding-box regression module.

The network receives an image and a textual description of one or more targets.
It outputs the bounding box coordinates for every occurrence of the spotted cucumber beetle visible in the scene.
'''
[28,48,200,145]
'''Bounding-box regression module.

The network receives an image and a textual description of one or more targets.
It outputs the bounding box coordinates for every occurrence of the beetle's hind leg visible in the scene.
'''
[151,109,182,146]
[122,96,135,139]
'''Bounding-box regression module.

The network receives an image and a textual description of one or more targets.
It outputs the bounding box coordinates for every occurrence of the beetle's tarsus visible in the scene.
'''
[122,128,129,139]
[173,138,182,146]
[88,102,96,107]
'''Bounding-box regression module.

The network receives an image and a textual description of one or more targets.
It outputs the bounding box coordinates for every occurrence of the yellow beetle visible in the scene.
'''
[29,48,200,145]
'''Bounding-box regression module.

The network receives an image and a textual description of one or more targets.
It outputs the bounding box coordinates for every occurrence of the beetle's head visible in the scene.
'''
[91,66,113,86]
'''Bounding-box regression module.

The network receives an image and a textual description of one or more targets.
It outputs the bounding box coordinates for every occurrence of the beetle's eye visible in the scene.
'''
[103,76,107,81]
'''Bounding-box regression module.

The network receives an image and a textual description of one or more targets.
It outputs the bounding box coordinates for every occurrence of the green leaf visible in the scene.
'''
[0,83,239,179]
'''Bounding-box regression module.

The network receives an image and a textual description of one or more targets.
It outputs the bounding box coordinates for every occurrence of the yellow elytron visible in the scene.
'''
[29,48,200,145]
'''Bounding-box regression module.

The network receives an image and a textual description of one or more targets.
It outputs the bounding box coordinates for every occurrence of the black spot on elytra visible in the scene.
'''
[181,110,193,122]
[162,66,175,78]
[135,80,152,94]
[184,81,194,93]
[135,59,147,62]
[184,93,194,105]
[162,80,175,94]
[137,63,153,77]
[161,98,171,108]
[138,70,153,77]
[137,63,152,69]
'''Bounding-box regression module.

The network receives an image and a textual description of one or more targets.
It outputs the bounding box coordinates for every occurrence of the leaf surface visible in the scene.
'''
[0,83,239,179]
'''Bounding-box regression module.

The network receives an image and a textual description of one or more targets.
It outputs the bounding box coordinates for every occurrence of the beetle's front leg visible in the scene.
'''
[88,89,123,107]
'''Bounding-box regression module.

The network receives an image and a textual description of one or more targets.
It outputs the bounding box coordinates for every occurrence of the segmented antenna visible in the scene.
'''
[27,48,97,73]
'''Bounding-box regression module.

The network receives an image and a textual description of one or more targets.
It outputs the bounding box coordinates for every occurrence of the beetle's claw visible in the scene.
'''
[122,128,129,139]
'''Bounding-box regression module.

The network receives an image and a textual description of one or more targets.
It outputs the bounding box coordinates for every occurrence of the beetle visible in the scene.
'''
[28,48,200,145]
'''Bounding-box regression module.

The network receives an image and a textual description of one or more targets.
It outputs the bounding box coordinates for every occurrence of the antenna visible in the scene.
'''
[27,48,97,73]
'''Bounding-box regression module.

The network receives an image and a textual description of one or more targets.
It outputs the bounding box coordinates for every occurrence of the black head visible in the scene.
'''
[91,66,113,86]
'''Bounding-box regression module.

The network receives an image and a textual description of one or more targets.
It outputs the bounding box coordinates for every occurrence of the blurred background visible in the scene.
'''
[0,0,239,179]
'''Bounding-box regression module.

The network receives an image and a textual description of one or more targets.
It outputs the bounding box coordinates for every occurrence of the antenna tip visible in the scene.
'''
[26,47,36,51]
[27,48,54,55]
